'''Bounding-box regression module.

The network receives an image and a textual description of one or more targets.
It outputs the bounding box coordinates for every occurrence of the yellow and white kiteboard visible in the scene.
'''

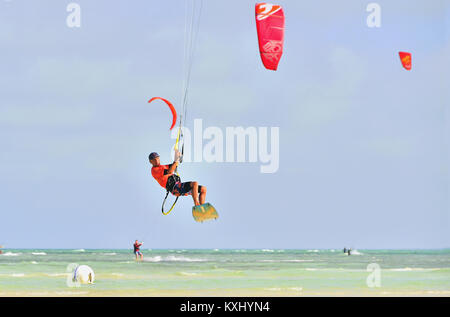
[192,203,218,223]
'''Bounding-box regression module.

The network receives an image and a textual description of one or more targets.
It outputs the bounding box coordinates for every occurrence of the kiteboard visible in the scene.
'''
[192,203,218,223]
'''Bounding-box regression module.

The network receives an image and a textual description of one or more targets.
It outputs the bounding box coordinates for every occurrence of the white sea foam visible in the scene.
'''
[144,255,205,262]
[11,273,25,277]
[111,273,124,277]
[307,250,319,253]
[1,252,20,256]
[72,249,85,252]
[390,267,414,272]
[167,255,205,262]
[178,272,199,276]
[261,259,314,263]
[261,249,274,252]
[143,256,162,262]
[389,267,439,272]
[31,252,46,256]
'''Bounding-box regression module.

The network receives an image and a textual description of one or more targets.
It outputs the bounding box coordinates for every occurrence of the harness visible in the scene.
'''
[161,174,181,215]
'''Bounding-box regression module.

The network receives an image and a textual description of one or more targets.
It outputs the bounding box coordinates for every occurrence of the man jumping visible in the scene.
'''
[149,151,207,206]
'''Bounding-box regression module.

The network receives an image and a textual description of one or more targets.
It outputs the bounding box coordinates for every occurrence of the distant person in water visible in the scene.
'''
[133,240,143,261]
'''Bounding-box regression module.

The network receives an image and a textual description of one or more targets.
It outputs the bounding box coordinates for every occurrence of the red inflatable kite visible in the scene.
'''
[148,97,177,130]
[255,3,285,71]
[399,52,412,71]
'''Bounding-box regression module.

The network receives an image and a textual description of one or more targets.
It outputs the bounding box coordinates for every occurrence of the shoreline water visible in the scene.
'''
[1,249,449,297]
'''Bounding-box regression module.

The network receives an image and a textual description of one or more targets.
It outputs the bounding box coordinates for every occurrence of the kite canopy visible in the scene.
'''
[255,3,285,71]
[148,97,177,130]
[399,51,412,71]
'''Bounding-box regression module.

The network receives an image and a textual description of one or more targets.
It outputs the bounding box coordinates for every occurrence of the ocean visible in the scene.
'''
[0,249,449,296]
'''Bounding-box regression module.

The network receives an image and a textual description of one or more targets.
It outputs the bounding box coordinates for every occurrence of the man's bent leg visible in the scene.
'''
[191,181,200,206]
[199,186,207,205]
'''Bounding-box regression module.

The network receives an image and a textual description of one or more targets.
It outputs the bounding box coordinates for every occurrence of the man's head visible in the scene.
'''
[149,152,160,166]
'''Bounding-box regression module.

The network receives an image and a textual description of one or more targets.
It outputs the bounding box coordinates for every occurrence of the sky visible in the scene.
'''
[0,0,448,249]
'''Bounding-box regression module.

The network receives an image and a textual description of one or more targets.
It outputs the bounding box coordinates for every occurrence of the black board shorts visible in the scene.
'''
[170,181,202,197]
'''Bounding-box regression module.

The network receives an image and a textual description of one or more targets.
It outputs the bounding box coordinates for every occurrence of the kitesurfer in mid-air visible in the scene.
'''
[149,151,207,206]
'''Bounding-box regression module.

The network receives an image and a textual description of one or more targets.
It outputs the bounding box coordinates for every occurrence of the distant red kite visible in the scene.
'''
[399,52,412,71]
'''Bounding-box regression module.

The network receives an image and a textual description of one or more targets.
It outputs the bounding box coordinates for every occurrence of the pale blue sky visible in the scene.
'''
[0,0,448,249]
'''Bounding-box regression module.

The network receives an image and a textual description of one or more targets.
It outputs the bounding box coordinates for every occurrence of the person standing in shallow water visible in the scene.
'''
[133,240,143,261]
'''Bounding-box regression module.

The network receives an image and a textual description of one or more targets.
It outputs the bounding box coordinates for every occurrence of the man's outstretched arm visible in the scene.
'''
[167,161,179,174]
[167,150,181,174]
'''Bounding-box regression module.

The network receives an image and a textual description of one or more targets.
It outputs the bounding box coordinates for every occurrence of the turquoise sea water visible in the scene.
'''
[0,249,449,296]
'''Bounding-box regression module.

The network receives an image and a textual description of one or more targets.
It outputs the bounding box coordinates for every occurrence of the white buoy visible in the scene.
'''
[72,265,95,284]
